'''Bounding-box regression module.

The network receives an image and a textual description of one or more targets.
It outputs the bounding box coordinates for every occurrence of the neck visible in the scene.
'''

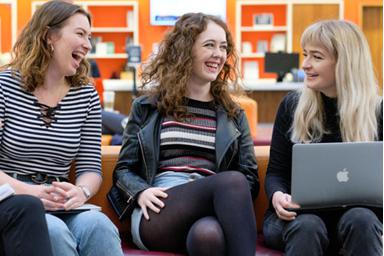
[34,67,70,107]
[186,81,213,102]
[44,63,67,90]
[320,86,337,98]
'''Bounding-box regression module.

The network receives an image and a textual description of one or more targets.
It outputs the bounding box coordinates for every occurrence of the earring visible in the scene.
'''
[50,44,54,53]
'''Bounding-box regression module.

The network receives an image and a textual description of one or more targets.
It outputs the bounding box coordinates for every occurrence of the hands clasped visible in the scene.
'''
[138,187,168,220]
[34,182,87,211]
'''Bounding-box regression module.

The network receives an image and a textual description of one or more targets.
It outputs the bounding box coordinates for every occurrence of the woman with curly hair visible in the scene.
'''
[108,12,259,255]
[0,1,123,255]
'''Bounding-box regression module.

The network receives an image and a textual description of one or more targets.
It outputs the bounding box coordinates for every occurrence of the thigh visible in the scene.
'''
[63,211,123,256]
[63,210,117,236]
[0,195,41,226]
[45,213,74,240]
[139,172,245,249]
[0,196,21,230]
[140,175,216,237]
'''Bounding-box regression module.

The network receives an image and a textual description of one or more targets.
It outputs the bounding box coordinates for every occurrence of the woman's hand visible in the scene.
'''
[137,187,168,220]
[31,184,65,211]
[51,182,87,210]
[272,191,300,221]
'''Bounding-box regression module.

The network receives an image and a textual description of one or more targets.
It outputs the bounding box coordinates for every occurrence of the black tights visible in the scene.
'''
[139,171,257,256]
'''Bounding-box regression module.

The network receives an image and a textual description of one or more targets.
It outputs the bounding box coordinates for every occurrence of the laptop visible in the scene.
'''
[291,141,383,210]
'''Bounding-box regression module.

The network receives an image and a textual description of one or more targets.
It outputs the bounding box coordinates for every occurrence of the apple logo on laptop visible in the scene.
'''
[337,168,349,182]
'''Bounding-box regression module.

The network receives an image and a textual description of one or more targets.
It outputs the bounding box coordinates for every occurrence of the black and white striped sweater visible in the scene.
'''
[0,70,101,179]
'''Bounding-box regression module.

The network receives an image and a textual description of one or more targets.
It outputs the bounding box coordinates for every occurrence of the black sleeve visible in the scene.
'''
[265,92,297,205]
[113,97,151,199]
[236,111,259,199]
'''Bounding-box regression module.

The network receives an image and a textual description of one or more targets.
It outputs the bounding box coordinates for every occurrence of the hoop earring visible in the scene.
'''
[50,44,54,53]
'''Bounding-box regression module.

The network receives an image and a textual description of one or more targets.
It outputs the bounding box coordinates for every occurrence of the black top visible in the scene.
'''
[265,91,383,212]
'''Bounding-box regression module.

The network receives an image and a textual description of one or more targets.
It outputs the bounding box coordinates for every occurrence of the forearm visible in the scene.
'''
[0,171,35,195]
[265,175,289,201]
[75,172,102,198]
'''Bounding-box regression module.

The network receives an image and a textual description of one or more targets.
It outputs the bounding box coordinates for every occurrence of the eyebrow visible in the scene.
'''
[304,49,325,56]
[202,39,227,45]
[76,27,91,35]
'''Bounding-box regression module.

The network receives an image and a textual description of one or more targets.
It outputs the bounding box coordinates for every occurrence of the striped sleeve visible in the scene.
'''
[0,81,4,145]
[74,87,102,178]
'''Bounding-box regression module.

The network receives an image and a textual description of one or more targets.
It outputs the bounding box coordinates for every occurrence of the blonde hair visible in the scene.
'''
[291,20,381,143]
[2,0,91,91]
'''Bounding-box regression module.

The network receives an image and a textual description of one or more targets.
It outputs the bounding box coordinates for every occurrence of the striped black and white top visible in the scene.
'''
[0,70,102,179]
[158,98,217,176]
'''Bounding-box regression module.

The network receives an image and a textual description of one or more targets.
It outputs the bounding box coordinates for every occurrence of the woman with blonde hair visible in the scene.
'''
[0,1,123,255]
[108,12,259,255]
[263,20,382,255]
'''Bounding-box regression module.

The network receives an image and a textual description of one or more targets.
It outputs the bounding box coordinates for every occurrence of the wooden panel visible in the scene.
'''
[292,4,340,65]
[247,91,290,123]
[363,6,383,93]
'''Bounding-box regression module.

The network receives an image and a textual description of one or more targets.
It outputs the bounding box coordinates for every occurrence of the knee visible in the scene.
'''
[216,171,249,191]
[4,195,45,228]
[187,217,225,255]
[286,214,327,237]
[13,195,45,216]
[339,207,381,231]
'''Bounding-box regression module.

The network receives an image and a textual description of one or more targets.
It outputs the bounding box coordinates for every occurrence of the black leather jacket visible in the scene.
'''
[107,95,259,220]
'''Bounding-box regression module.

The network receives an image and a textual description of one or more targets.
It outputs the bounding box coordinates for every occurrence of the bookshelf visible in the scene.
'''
[236,0,343,82]
[236,0,343,122]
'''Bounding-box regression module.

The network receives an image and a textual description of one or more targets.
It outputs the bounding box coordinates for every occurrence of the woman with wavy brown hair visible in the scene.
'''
[0,1,123,255]
[109,12,259,255]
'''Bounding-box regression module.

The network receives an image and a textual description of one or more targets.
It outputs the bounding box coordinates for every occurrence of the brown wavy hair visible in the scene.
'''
[141,12,243,119]
[2,0,91,92]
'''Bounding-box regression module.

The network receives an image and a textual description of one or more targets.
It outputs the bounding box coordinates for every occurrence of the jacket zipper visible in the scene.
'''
[138,133,150,181]
[219,129,240,170]
[226,147,237,169]
[115,180,134,219]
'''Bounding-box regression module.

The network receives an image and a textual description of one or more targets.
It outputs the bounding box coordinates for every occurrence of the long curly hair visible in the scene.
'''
[2,0,91,91]
[141,13,243,119]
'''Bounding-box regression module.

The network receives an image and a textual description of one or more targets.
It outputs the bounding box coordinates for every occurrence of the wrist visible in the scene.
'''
[77,185,91,200]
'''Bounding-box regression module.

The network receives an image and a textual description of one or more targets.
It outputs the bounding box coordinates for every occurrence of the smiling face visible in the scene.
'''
[48,13,92,77]
[189,21,228,87]
[302,43,337,97]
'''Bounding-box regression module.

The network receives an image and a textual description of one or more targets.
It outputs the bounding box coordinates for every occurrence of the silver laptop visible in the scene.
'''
[291,142,383,210]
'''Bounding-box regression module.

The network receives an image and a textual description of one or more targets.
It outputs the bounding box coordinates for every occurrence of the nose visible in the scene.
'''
[83,38,92,52]
[212,47,223,58]
[301,57,311,70]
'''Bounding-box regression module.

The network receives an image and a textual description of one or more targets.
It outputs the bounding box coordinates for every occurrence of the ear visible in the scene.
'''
[43,26,52,45]
[44,26,59,45]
